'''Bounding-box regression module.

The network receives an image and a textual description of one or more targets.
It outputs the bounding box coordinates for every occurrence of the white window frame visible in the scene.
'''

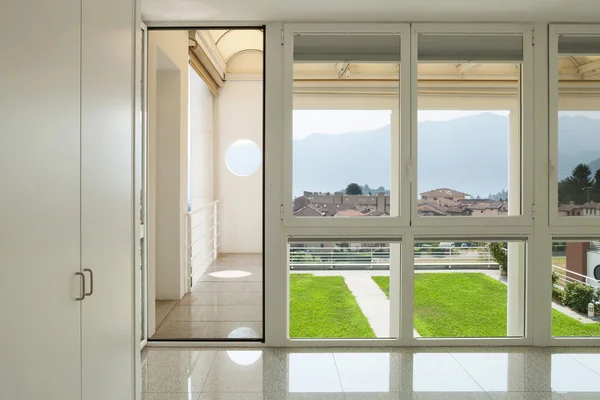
[283,236,409,347]
[282,23,412,229]
[410,24,535,228]
[549,24,600,228]
[408,234,533,347]
[546,234,600,347]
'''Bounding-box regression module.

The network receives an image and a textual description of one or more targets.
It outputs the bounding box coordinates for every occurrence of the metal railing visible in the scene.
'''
[289,245,497,270]
[186,200,220,287]
[414,246,495,267]
[553,264,600,289]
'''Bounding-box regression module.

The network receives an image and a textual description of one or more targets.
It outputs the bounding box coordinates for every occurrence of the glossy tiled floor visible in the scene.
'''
[141,347,600,400]
[152,254,263,340]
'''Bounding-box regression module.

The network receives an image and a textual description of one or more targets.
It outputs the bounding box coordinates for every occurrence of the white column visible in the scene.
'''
[148,31,189,301]
[507,109,525,336]
[389,108,401,337]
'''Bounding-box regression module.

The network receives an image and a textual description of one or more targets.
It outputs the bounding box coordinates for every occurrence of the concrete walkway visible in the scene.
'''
[343,273,390,337]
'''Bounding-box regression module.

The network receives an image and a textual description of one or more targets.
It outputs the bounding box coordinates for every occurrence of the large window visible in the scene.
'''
[553,34,600,219]
[273,24,600,347]
[290,32,403,219]
[288,240,400,340]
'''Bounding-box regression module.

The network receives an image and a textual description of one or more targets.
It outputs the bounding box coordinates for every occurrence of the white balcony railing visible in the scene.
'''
[553,264,600,289]
[186,200,220,287]
[289,245,497,270]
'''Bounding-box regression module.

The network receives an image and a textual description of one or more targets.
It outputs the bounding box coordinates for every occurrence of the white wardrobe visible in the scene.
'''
[0,0,139,398]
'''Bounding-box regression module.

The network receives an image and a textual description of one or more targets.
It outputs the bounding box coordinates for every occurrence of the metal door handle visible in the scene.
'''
[84,268,94,297]
[75,272,86,301]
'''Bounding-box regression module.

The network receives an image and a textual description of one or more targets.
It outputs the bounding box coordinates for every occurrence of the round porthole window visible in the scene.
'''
[593,265,600,280]
[225,139,261,177]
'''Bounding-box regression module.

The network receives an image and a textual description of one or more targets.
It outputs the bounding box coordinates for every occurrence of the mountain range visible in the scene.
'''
[293,113,600,198]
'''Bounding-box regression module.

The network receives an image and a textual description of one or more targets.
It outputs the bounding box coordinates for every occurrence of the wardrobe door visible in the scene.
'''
[0,0,82,399]
[80,0,137,398]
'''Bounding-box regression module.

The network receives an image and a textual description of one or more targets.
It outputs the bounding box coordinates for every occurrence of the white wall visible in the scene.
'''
[587,250,600,288]
[189,67,216,280]
[148,30,189,308]
[215,80,263,253]
[189,67,215,209]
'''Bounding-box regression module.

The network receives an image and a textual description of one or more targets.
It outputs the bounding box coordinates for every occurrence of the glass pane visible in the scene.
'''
[551,240,600,337]
[413,240,526,338]
[150,28,264,341]
[416,34,522,217]
[556,35,600,217]
[292,33,401,218]
[288,241,399,339]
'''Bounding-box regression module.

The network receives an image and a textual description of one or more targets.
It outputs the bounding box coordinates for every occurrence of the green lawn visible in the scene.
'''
[552,308,600,337]
[372,273,600,338]
[289,274,376,338]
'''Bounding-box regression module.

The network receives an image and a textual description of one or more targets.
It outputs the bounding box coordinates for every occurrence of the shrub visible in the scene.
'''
[552,286,564,302]
[488,242,508,276]
[563,282,599,313]
[551,272,563,301]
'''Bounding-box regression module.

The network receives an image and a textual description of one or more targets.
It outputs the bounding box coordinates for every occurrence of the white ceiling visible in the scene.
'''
[142,0,597,23]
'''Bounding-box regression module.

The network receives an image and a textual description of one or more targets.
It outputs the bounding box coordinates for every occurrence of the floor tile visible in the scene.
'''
[155,300,178,327]
[198,394,266,400]
[557,393,600,399]
[551,355,600,393]
[487,393,564,400]
[201,350,286,393]
[264,394,345,400]
[412,353,484,392]
[334,352,400,393]
[243,282,263,293]
[567,354,600,376]
[344,392,419,399]
[146,394,201,400]
[165,306,204,322]
[415,393,492,400]
[196,322,263,339]
[146,350,216,393]
[288,353,343,393]
[451,353,523,392]
[152,322,195,339]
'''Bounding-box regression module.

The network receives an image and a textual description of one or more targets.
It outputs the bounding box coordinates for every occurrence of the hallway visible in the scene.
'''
[153,254,263,339]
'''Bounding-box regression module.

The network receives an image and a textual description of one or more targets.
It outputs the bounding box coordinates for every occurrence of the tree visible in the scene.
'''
[558,163,594,204]
[345,183,363,195]
[591,169,600,201]
[572,164,592,186]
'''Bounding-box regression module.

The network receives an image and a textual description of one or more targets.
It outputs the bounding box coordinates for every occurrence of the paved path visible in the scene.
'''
[343,273,391,337]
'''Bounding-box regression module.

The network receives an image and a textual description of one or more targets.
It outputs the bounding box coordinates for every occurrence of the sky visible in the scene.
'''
[292,109,600,140]
[292,110,508,140]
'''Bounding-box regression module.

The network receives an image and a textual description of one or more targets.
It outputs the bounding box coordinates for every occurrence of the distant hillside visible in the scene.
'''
[588,157,600,175]
[293,113,600,197]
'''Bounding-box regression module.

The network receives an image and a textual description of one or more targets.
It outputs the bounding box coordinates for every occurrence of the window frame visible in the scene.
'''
[548,24,600,228]
[282,23,412,229]
[410,23,535,228]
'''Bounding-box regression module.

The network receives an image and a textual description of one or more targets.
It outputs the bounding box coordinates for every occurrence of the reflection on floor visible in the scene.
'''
[141,346,600,400]
[152,253,263,340]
